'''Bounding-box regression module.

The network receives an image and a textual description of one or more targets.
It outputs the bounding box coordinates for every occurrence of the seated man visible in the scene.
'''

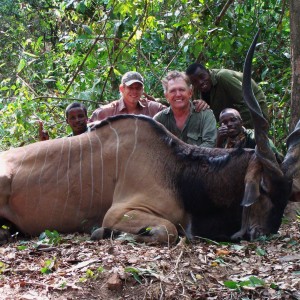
[90,71,166,121]
[216,108,283,161]
[154,71,217,147]
[39,102,90,141]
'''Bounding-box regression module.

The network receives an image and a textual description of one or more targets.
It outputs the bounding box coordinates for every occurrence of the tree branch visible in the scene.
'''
[32,96,100,105]
[113,1,149,63]
[214,0,234,26]
[16,75,39,96]
[63,4,114,95]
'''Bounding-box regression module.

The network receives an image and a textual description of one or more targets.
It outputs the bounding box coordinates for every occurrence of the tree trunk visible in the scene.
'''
[289,0,300,131]
[287,0,300,219]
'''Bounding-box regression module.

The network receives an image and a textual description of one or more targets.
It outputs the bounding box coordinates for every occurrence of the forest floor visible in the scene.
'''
[0,217,299,300]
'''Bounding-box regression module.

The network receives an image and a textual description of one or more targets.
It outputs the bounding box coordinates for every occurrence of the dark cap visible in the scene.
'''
[121,71,144,86]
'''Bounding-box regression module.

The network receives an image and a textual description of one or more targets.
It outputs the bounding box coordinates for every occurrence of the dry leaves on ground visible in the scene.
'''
[0,220,299,300]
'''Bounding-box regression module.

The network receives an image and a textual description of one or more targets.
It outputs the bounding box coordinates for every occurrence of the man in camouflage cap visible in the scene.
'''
[90,71,166,121]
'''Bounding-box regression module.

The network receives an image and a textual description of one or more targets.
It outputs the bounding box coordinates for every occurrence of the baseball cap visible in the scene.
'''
[121,71,144,86]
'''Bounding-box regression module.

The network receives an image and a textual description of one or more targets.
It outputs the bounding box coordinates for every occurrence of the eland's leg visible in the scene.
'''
[91,208,179,244]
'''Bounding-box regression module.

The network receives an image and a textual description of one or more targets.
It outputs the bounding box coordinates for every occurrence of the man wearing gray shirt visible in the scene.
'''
[154,71,217,147]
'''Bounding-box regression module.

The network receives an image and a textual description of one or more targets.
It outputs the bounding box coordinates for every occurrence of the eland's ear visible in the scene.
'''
[286,120,300,149]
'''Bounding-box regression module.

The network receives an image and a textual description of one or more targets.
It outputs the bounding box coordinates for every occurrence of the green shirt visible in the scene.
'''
[67,126,91,137]
[197,69,268,128]
[154,102,217,147]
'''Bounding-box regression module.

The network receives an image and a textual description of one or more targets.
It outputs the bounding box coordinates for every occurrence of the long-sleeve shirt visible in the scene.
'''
[89,98,166,122]
[154,102,217,148]
[196,69,268,128]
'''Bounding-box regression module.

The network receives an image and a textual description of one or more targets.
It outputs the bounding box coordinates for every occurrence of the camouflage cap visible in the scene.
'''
[121,71,144,86]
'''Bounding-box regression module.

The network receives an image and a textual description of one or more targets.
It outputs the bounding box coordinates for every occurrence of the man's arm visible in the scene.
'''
[216,123,228,147]
[153,111,164,123]
[199,110,217,148]
[89,103,117,122]
[143,92,156,101]
[219,70,268,127]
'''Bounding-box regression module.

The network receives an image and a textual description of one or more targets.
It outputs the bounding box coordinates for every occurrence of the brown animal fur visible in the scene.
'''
[0,113,290,243]
[0,30,293,244]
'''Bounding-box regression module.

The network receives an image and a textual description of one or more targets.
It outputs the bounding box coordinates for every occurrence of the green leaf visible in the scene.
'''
[17,59,26,73]
[293,271,300,275]
[38,230,61,245]
[82,25,93,35]
[256,247,266,256]
[239,276,265,288]
[17,245,27,250]
[248,276,265,287]
[125,267,142,284]
[23,51,39,58]
[40,267,51,274]
[0,262,7,274]
[223,280,240,290]
[270,282,279,289]
[231,244,245,251]
[40,258,56,274]
[85,269,94,278]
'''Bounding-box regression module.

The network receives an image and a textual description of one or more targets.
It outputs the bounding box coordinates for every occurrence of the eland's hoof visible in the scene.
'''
[231,230,245,241]
[91,227,105,240]
[0,228,10,245]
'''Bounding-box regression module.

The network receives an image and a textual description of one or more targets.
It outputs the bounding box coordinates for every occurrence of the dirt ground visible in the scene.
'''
[0,217,299,300]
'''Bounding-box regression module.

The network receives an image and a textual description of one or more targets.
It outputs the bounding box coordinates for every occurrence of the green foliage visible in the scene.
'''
[16,245,28,251]
[79,266,105,282]
[213,257,227,265]
[255,246,267,256]
[40,257,57,274]
[224,276,265,291]
[124,267,143,284]
[38,229,62,245]
[124,266,158,284]
[0,261,7,274]
[0,0,291,150]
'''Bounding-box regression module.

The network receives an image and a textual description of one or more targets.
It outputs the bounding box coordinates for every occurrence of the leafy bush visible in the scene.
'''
[0,0,291,151]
